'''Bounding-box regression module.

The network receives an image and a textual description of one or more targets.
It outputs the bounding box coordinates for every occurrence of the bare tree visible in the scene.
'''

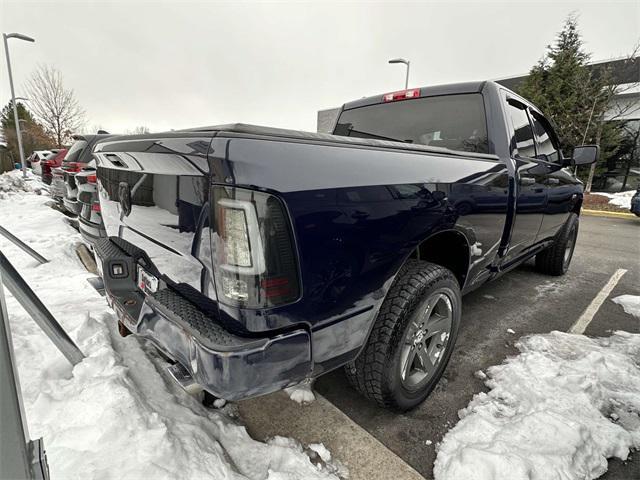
[25,64,85,147]
[125,126,150,135]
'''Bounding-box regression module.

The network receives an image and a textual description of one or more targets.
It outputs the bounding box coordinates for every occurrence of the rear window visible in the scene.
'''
[334,93,488,154]
[64,140,88,163]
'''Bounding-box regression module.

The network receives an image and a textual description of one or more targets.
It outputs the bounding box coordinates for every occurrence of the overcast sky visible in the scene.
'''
[1,0,638,134]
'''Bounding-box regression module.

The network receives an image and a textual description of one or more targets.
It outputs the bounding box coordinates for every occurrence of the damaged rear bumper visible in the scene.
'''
[95,237,311,401]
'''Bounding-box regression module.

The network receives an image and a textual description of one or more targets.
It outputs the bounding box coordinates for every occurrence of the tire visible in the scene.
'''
[535,213,579,276]
[344,260,461,411]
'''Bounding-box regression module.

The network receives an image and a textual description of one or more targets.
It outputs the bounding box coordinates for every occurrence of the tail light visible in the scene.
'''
[383,88,420,102]
[91,202,101,212]
[65,162,83,173]
[211,186,300,308]
[87,174,97,184]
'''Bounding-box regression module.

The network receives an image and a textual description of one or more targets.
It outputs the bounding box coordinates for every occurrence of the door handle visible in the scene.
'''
[520,176,535,186]
[546,178,560,185]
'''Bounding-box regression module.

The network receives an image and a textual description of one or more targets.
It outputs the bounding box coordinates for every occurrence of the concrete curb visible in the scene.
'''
[238,391,426,480]
[582,209,638,219]
[75,243,97,275]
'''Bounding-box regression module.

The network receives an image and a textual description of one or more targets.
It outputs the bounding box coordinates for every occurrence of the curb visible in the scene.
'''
[582,209,638,219]
[75,242,98,274]
[239,391,427,480]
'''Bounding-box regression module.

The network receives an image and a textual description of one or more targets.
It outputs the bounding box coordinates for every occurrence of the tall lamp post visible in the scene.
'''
[388,58,410,89]
[3,33,35,179]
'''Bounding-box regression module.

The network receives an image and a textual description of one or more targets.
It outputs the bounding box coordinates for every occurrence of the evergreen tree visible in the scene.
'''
[518,15,619,191]
[0,101,56,163]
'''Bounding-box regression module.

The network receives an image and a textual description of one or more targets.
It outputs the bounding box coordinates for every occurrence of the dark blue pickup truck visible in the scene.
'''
[93,81,597,410]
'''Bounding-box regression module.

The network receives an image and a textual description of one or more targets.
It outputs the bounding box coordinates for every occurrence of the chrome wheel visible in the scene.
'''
[399,292,453,391]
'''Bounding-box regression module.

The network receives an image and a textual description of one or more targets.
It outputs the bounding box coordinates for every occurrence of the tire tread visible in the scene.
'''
[344,260,457,409]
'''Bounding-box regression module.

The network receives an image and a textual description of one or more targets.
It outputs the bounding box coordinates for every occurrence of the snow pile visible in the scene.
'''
[592,190,635,210]
[0,172,340,480]
[612,295,640,319]
[285,380,316,404]
[434,330,640,480]
[0,170,41,197]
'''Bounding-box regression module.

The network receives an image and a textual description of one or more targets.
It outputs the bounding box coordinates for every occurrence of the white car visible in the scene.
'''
[29,150,54,175]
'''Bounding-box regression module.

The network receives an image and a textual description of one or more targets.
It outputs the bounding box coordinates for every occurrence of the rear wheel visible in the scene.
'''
[344,260,461,411]
[535,213,579,276]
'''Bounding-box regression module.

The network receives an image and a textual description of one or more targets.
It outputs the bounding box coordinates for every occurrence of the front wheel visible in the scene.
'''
[535,213,579,276]
[344,260,461,411]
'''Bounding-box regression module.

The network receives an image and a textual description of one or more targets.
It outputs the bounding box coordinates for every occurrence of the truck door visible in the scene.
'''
[529,111,576,238]
[503,99,548,263]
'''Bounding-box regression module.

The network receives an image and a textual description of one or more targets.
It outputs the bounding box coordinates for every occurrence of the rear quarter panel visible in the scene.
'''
[209,135,509,373]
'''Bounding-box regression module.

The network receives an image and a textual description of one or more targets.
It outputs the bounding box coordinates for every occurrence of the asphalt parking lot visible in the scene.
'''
[315,214,640,479]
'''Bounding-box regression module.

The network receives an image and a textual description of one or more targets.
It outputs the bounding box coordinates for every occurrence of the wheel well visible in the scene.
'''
[410,230,470,288]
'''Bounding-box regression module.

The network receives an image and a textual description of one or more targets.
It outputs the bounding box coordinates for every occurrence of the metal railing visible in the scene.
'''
[0,267,50,479]
[0,226,86,479]
[0,225,48,265]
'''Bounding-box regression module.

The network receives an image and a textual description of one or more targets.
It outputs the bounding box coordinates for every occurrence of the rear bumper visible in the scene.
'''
[95,237,311,400]
[78,217,106,246]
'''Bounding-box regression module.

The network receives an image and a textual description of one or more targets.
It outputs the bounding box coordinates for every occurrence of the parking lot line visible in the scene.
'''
[569,268,628,334]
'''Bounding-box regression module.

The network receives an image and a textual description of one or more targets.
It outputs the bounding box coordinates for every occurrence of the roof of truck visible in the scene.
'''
[341,80,489,110]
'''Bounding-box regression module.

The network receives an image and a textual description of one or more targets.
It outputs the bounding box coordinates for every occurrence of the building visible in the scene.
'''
[497,57,640,192]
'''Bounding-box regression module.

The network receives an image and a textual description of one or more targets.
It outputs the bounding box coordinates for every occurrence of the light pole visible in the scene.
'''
[388,58,410,89]
[3,33,35,179]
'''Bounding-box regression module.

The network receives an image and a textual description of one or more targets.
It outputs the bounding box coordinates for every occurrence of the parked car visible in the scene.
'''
[27,150,53,175]
[75,163,107,246]
[631,188,640,216]
[41,149,68,185]
[50,133,111,214]
[93,81,598,411]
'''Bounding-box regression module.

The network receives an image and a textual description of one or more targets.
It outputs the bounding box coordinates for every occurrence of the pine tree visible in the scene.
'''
[518,15,617,191]
[0,101,56,162]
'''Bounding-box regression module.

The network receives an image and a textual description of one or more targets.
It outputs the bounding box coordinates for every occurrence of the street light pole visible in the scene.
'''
[388,58,410,89]
[2,33,35,179]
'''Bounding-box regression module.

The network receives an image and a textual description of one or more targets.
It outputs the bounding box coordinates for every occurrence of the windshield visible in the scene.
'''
[334,93,489,154]
[64,139,88,163]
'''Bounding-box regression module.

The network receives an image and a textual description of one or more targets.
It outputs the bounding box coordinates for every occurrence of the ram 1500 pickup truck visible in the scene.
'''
[93,81,598,411]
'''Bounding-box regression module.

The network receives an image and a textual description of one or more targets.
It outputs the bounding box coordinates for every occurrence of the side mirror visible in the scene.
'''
[571,145,599,165]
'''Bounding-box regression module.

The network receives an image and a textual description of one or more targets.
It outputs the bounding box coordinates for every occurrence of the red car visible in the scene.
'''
[41,149,68,185]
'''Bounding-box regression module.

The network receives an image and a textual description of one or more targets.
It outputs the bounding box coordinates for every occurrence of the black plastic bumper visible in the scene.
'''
[95,237,311,400]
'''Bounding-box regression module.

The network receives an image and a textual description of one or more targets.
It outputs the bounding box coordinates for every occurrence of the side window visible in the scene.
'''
[507,102,536,158]
[530,113,560,163]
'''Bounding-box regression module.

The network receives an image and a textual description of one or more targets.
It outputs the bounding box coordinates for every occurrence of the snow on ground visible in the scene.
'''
[0,171,340,480]
[285,380,316,404]
[434,330,640,480]
[612,295,640,319]
[592,190,635,210]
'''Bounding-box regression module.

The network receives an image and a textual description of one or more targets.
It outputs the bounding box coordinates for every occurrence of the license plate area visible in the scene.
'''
[138,265,159,295]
